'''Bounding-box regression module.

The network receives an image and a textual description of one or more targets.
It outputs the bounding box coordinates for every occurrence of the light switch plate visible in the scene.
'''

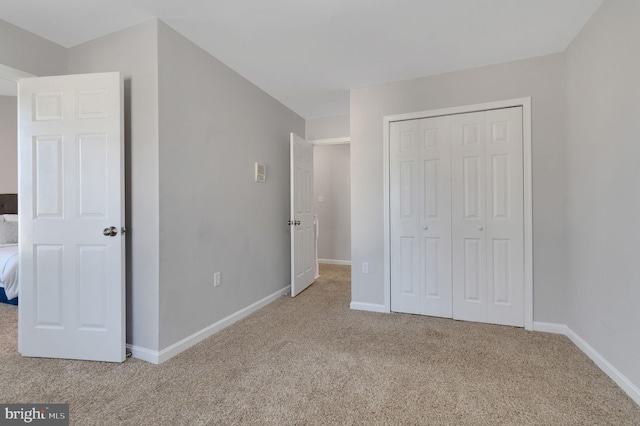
[255,162,266,182]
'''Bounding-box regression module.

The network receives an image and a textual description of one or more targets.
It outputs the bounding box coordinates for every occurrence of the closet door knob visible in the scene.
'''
[478,226,484,231]
[423,226,428,230]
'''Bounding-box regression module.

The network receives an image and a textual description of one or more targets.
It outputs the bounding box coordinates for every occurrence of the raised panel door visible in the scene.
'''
[391,116,452,317]
[452,112,488,323]
[485,107,524,326]
[19,72,125,362]
[290,133,316,296]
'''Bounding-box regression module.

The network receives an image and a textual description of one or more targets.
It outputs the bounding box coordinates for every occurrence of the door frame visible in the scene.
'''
[0,63,36,83]
[382,97,533,330]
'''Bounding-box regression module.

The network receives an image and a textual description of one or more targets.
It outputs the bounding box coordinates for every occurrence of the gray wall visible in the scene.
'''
[306,115,350,141]
[565,0,640,389]
[350,54,568,323]
[0,19,67,77]
[0,19,66,196]
[68,20,161,352]
[0,96,17,194]
[156,22,305,349]
[314,144,351,262]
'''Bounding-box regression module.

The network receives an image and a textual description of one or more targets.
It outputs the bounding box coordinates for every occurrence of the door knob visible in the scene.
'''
[478,226,484,231]
[288,220,293,225]
[423,226,428,230]
[295,220,301,226]
[103,226,118,237]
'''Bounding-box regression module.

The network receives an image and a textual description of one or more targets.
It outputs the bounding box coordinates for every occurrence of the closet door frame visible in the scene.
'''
[382,97,533,330]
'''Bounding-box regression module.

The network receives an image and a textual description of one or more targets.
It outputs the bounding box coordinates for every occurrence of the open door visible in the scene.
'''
[290,133,315,296]
[18,72,125,362]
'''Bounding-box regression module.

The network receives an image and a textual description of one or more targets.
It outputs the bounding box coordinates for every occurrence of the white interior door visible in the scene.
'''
[390,107,524,327]
[452,108,524,326]
[18,72,125,362]
[451,112,488,322]
[290,133,315,296]
[485,107,524,326]
[390,116,452,317]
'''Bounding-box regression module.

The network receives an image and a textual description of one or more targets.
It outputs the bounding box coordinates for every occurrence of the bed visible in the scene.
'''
[0,194,18,305]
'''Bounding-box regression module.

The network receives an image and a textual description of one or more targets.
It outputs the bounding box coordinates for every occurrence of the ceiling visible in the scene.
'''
[0,0,604,117]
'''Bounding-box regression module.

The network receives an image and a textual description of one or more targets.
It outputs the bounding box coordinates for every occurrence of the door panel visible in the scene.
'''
[391,116,452,317]
[419,116,452,317]
[77,245,108,330]
[78,133,108,217]
[290,133,315,296]
[19,72,125,362]
[491,155,510,219]
[452,112,487,322]
[491,239,511,304]
[463,238,482,302]
[400,237,417,295]
[35,245,63,327]
[391,120,421,313]
[463,156,481,218]
[485,107,524,326]
[34,136,63,217]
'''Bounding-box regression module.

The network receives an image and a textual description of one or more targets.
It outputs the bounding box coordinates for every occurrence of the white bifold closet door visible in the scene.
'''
[390,107,524,327]
[390,116,452,317]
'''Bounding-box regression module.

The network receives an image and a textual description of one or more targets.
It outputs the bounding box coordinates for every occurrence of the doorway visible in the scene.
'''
[0,64,34,309]
[312,138,351,268]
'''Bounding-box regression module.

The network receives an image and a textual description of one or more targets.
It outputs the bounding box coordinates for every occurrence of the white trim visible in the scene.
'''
[0,64,36,81]
[318,259,351,266]
[383,110,391,314]
[310,137,350,146]
[125,344,158,364]
[128,285,290,364]
[564,327,640,406]
[383,97,534,330]
[533,321,567,334]
[522,99,533,331]
[0,64,36,97]
[350,302,389,313]
[532,322,640,406]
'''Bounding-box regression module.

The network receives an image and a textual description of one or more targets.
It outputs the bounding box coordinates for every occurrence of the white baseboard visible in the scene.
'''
[350,301,388,313]
[564,327,640,406]
[318,259,351,266]
[532,321,568,334]
[533,322,640,406]
[126,344,158,364]
[128,285,290,364]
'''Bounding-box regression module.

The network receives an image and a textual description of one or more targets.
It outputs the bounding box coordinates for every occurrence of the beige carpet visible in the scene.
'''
[0,264,638,425]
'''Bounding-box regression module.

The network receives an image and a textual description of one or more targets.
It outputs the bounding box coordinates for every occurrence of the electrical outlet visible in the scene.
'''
[362,263,369,274]
[214,272,221,287]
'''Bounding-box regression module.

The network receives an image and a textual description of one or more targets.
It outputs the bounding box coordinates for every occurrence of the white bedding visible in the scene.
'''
[0,244,19,300]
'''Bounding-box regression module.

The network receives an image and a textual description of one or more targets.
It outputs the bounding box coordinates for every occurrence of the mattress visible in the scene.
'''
[0,244,19,301]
